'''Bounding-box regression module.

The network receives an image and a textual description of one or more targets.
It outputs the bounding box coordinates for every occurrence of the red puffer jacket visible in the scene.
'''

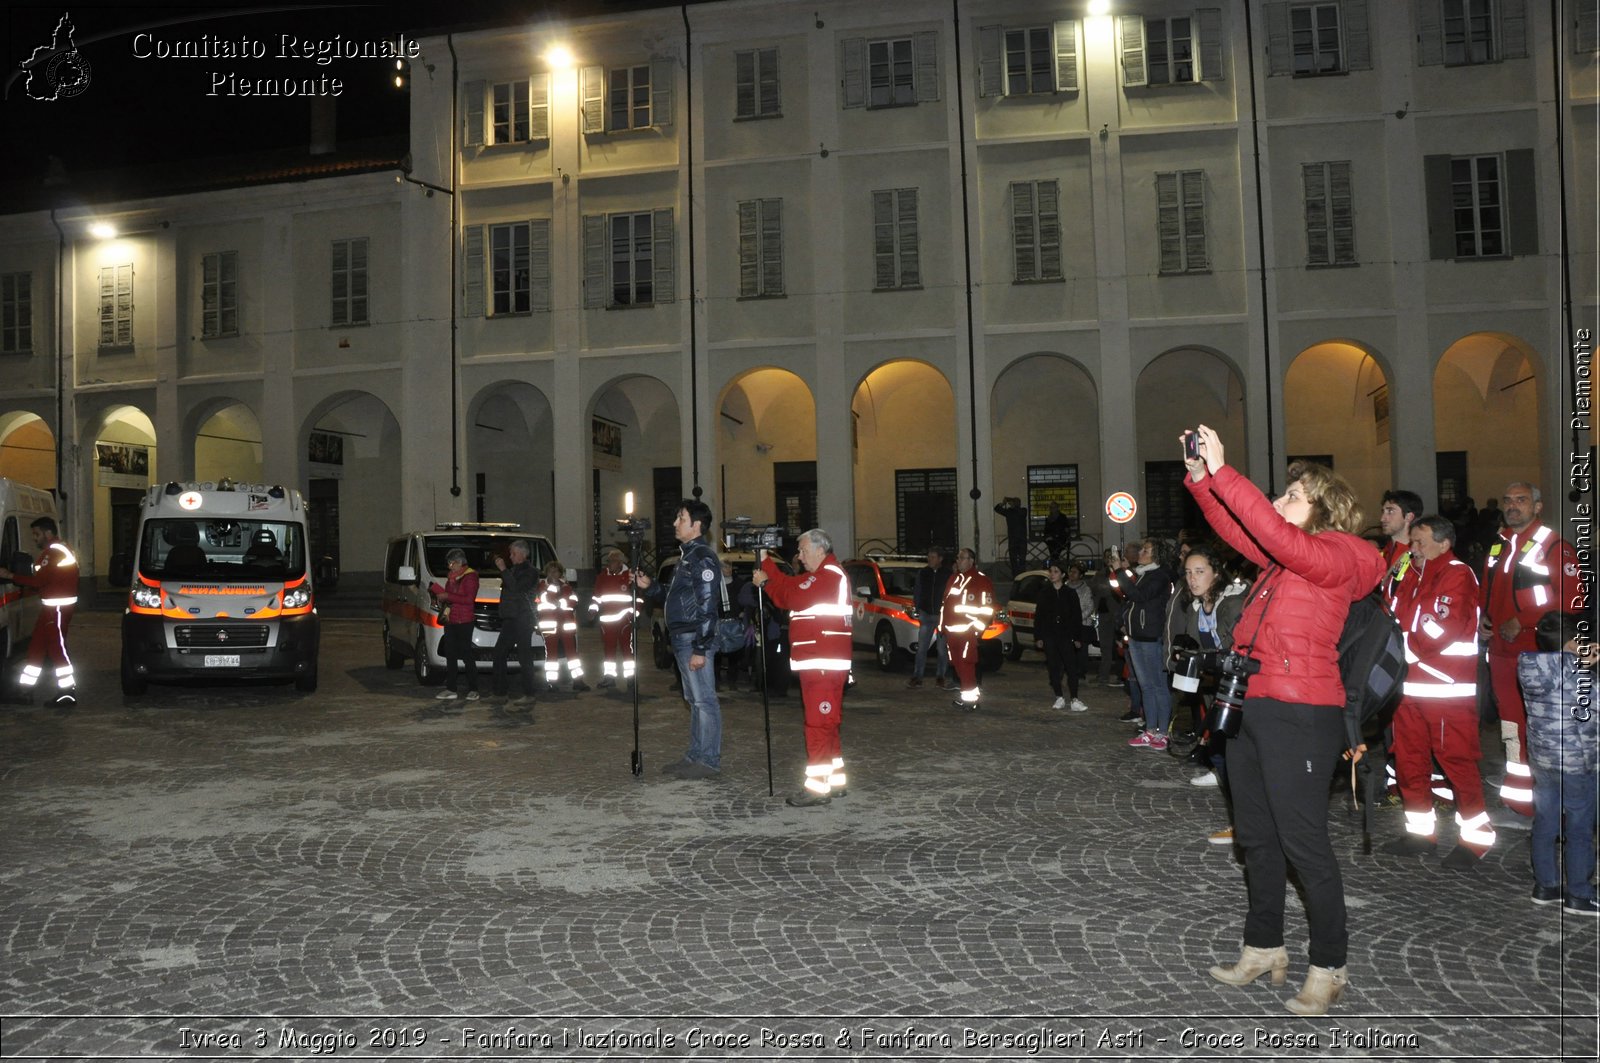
[429,570,480,625]
[1187,465,1385,707]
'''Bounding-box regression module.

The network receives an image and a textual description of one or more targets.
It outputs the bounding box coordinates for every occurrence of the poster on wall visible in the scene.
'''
[308,431,345,479]
[592,417,623,473]
[95,442,150,488]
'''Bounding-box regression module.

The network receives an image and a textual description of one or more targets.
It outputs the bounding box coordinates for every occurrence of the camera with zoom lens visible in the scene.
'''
[1168,635,1219,694]
[721,517,784,552]
[1209,650,1261,738]
[615,516,652,540]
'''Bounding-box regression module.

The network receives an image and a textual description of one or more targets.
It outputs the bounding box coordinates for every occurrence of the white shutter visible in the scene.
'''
[1417,2,1443,66]
[1579,0,1600,53]
[580,66,604,133]
[1156,172,1181,273]
[760,199,783,296]
[1265,2,1291,75]
[872,190,895,288]
[582,215,608,308]
[1182,171,1208,271]
[463,225,485,317]
[98,266,115,345]
[1303,164,1329,265]
[529,73,550,140]
[1198,8,1225,80]
[1012,182,1036,281]
[1500,0,1528,58]
[841,38,866,108]
[651,208,675,304]
[1329,162,1355,265]
[463,80,485,148]
[1120,16,1148,86]
[1344,0,1373,70]
[897,188,920,286]
[735,50,756,117]
[737,200,759,297]
[651,58,674,127]
[759,47,780,115]
[913,30,940,102]
[529,219,551,312]
[977,25,1003,97]
[1054,20,1078,91]
[1037,179,1061,279]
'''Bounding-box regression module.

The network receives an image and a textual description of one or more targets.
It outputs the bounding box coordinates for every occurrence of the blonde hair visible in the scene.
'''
[1286,460,1364,535]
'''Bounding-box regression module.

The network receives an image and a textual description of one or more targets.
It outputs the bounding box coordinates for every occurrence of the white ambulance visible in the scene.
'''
[0,477,60,661]
[120,479,320,695]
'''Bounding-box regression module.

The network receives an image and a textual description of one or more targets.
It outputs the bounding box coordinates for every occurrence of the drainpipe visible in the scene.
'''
[447,34,462,499]
[682,4,702,499]
[1241,1,1276,495]
[48,208,67,523]
[1551,0,1587,498]
[951,0,981,554]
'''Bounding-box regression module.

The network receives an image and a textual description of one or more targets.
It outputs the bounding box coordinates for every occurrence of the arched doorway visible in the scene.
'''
[192,401,264,484]
[300,392,402,588]
[1135,347,1246,540]
[0,412,56,489]
[84,404,157,588]
[467,383,555,534]
[589,376,680,570]
[1433,332,1541,517]
[851,361,956,555]
[717,369,816,551]
[1285,341,1392,521]
[990,353,1101,566]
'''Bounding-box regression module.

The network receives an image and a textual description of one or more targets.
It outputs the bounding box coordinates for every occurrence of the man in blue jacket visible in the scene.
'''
[636,499,723,779]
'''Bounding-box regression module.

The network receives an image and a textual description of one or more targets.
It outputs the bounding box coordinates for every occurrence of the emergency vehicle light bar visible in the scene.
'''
[163,481,287,497]
[434,522,523,531]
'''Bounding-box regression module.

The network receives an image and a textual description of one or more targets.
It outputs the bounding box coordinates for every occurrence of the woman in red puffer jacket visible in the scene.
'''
[1182,425,1384,1018]
[428,548,481,702]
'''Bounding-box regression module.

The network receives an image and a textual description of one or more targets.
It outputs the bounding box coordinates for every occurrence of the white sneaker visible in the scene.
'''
[435,689,459,700]
[465,691,481,701]
[1191,770,1218,787]
[1069,698,1089,712]
[1051,696,1067,710]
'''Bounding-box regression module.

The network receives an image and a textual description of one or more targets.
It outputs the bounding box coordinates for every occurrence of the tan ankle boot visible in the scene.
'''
[1285,964,1348,1015]
[1208,945,1288,986]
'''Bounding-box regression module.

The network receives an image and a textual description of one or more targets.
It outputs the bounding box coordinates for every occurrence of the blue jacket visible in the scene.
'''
[1519,651,1598,777]
[645,537,720,656]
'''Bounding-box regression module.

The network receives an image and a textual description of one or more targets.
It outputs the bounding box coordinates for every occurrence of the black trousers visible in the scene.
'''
[1229,697,1349,969]
[1040,634,1082,698]
[491,613,542,696]
[440,621,479,692]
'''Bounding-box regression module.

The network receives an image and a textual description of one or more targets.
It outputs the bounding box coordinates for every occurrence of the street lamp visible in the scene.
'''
[88,221,116,239]
[543,45,574,71]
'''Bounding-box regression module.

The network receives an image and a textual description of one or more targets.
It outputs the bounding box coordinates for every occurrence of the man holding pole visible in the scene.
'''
[752,528,853,807]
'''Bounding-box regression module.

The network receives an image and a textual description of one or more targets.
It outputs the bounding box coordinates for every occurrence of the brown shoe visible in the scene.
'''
[1285,964,1348,1016]
[906,677,922,688]
[1208,945,1288,987]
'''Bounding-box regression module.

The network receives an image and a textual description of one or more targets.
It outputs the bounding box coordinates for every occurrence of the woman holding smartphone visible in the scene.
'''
[1182,425,1384,1016]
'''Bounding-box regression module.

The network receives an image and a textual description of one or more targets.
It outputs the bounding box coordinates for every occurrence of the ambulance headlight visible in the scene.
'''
[131,585,162,609]
[282,586,312,609]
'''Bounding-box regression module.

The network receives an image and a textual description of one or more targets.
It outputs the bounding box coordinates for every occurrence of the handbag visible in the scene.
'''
[715,573,746,655]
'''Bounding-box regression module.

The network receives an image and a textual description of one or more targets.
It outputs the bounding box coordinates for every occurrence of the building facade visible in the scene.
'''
[1,0,1595,589]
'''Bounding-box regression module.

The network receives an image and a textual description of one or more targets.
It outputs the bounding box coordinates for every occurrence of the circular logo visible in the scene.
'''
[47,51,92,99]
[1105,492,1138,524]
[701,568,714,582]
[819,700,832,715]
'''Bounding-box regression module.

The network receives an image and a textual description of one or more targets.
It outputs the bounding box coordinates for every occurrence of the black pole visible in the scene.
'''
[628,540,644,777]
[757,551,774,797]
[1241,1,1277,496]
[951,0,982,555]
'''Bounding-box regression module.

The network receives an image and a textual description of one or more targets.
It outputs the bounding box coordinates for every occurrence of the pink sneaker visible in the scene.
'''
[1127,731,1155,748]
[1147,734,1169,752]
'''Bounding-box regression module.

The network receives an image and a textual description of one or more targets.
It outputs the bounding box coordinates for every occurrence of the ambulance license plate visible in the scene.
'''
[204,654,241,668]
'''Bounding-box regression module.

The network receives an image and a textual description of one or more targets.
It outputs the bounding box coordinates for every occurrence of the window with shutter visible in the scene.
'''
[735,47,780,118]
[0,273,31,353]
[1291,3,1344,74]
[1010,180,1062,282]
[490,222,532,315]
[1303,161,1356,266]
[1579,0,1600,53]
[1145,17,1196,84]
[492,81,530,143]
[528,219,551,312]
[868,38,916,107]
[463,226,485,317]
[609,65,652,130]
[330,238,368,326]
[594,211,675,307]
[1156,171,1207,274]
[1450,155,1505,257]
[872,188,920,289]
[737,199,784,297]
[201,251,239,338]
[1442,0,1497,65]
[100,264,134,347]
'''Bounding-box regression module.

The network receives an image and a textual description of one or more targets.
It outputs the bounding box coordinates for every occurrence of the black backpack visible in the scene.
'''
[1336,588,1408,851]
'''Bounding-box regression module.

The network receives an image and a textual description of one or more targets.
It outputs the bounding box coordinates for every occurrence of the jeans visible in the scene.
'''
[1128,639,1172,734]
[492,613,542,696]
[672,631,722,769]
[913,616,946,679]
[1532,769,1598,902]
[1230,698,1349,968]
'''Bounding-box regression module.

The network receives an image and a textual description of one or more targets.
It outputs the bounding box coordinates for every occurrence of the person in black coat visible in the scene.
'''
[994,497,1029,573]
[1034,559,1088,712]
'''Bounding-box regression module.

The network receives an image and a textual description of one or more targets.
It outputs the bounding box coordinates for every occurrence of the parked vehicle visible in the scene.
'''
[0,478,58,663]
[840,554,1008,672]
[1004,568,1102,662]
[381,524,556,685]
[121,479,318,694]
[649,550,777,669]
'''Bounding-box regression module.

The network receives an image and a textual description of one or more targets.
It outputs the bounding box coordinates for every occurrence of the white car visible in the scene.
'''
[1005,568,1102,661]
[841,555,1008,672]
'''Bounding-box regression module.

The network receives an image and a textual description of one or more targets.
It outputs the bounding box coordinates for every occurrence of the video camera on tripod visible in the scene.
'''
[721,517,783,552]
[615,515,651,541]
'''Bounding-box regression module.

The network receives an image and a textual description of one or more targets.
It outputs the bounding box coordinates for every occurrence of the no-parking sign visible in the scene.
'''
[1105,492,1137,524]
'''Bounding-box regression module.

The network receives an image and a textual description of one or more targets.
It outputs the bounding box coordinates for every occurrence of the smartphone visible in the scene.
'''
[1183,430,1199,460]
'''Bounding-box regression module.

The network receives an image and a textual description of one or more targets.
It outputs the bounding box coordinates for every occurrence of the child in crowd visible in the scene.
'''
[1518,611,1599,916]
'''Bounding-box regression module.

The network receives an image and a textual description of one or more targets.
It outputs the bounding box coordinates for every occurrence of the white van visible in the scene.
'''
[0,478,60,661]
[120,480,319,695]
[381,524,557,685]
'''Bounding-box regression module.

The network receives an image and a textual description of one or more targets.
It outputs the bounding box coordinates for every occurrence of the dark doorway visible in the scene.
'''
[108,487,142,586]
[774,460,817,544]
[1142,460,1204,539]
[652,466,682,567]
[1436,450,1468,517]
[896,468,957,553]
[308,478,340,580]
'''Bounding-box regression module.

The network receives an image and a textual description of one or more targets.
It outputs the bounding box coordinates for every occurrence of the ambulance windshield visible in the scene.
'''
[138,519,307,582]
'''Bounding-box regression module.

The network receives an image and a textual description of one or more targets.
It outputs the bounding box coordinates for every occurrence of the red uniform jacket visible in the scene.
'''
[1187,465,1385,707]
[537,580,578,634]
[1481,522,1585,658]
[1390,548,1479,704]
[588,568,636,625]
[940,569,996,637]
[16,538,79,606]
[760,555,852,672]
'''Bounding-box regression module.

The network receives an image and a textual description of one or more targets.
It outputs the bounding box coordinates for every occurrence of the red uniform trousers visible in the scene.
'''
[1391,696,1486,826]
[599,620,633,678]
[1487,650,1535,816]
[542,629,579,679]
[798,670,846,768]
[21,605,74,694]
[947,634,979,702]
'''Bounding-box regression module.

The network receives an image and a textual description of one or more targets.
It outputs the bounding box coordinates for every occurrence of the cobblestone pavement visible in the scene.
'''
[1,614,1595,1060]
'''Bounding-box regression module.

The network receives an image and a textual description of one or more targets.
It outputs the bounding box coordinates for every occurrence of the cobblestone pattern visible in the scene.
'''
[0,615,1594,1059]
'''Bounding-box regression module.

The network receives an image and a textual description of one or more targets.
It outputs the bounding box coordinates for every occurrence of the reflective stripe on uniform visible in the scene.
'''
[1457,811,1496,848]
[1402,681,1476,698]
[1404,809,1436,837]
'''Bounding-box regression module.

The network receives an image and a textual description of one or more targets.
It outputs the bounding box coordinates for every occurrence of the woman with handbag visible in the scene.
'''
[1183,425,1385,1016]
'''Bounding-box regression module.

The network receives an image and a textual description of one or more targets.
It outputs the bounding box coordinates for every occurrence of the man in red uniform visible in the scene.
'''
[1480,482,1585,816]
[588,548,636,688]
[0,517,78,706]
[940,547,995,711]
[1385,516,1492,868]
[537,561,588,692]
[752,528,853,807]
[1378,489,1422,595]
